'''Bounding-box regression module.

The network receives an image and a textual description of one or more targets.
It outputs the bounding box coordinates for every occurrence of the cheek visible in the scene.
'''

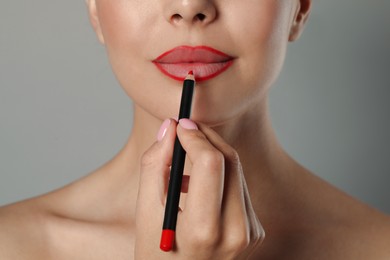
[97,1,152,70]
[96,1,178,118]
[227,1,292,92]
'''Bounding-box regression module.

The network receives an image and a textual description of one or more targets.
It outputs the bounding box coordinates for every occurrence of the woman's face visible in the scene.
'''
[88,0,308,125]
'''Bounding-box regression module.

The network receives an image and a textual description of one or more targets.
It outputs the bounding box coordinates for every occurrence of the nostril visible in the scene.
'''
[195,13,206,21]
[170,13,208,24]
[171,14,182,22]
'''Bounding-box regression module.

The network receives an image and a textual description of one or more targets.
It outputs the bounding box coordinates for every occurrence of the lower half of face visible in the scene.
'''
[95,0,295,125]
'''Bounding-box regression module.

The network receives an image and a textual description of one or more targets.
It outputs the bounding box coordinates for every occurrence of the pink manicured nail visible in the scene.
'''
[157,119,171,141]
[179,119,198,130]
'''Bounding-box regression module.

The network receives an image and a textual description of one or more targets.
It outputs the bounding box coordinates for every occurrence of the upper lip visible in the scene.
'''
[153,45,234,63]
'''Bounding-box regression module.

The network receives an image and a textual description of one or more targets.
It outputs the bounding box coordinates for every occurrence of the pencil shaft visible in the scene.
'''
[162,78,195,230]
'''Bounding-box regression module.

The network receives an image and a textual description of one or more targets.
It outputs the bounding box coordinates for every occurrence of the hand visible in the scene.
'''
[135,118,264,259]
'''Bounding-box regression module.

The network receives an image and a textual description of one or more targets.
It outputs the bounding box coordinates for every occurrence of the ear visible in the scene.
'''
[85,0,105,44]
[289,0,312,42]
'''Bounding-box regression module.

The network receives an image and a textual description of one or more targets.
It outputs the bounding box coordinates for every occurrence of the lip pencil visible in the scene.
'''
[160,71,196,252]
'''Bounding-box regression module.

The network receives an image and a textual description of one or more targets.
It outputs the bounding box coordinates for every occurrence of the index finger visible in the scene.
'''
[176,119,225,227]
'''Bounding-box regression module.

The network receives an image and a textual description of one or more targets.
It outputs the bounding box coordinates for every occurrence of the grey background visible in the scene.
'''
[1,1,389,213]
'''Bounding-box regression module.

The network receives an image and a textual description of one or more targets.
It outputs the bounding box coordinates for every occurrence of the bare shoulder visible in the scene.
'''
[0,172,137,259]
[0,198,51,259]
[277,167,390,259]
[314,182,390,259]
[324,212,390,259]
[309,194,390,259]
[362,213,390,259]
[288,203,390,260]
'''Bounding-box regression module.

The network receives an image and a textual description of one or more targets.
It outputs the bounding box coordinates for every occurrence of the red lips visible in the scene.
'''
[152,46,234,82]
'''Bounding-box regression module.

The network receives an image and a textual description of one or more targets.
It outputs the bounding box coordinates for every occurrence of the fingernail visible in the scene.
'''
[179,118,198,130]
[157,119,171,141]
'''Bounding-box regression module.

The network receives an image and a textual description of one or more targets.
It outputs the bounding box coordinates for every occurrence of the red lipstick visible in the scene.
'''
[153,46,234,82]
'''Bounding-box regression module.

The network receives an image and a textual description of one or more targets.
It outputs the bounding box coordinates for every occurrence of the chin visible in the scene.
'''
[189,108,239,128]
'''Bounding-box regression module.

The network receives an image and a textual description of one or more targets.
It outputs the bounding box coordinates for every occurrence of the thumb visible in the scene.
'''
[137,119,177,208]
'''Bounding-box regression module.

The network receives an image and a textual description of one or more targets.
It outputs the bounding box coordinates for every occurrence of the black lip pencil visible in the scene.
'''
[160,71,196,252]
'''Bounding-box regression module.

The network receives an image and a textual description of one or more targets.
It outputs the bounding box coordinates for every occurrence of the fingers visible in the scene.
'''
[137,118,177,208]
[177,119,260,255]
[136,118,263,258]
[176,119,225,229]
[198,123,264,249]
[178,120,246,215]
[196,123,251,248]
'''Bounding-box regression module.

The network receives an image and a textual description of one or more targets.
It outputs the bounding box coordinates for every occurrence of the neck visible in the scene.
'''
[205,98,290,195]
[103,96,296,217]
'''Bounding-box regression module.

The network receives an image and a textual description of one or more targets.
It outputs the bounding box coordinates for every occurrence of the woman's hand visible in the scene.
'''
[135,118,264,260]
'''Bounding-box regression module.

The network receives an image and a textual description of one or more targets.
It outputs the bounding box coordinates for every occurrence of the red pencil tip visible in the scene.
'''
[160,229,175,252]
[188,70,194,75]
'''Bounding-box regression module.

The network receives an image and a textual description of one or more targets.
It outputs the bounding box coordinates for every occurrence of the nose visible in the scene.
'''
[164,0,217,27]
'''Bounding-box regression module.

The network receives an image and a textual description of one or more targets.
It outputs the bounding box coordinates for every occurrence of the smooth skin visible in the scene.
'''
[1,0,390,259]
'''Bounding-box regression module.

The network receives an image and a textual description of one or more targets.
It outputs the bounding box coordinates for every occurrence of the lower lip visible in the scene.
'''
[153,60,234,82]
